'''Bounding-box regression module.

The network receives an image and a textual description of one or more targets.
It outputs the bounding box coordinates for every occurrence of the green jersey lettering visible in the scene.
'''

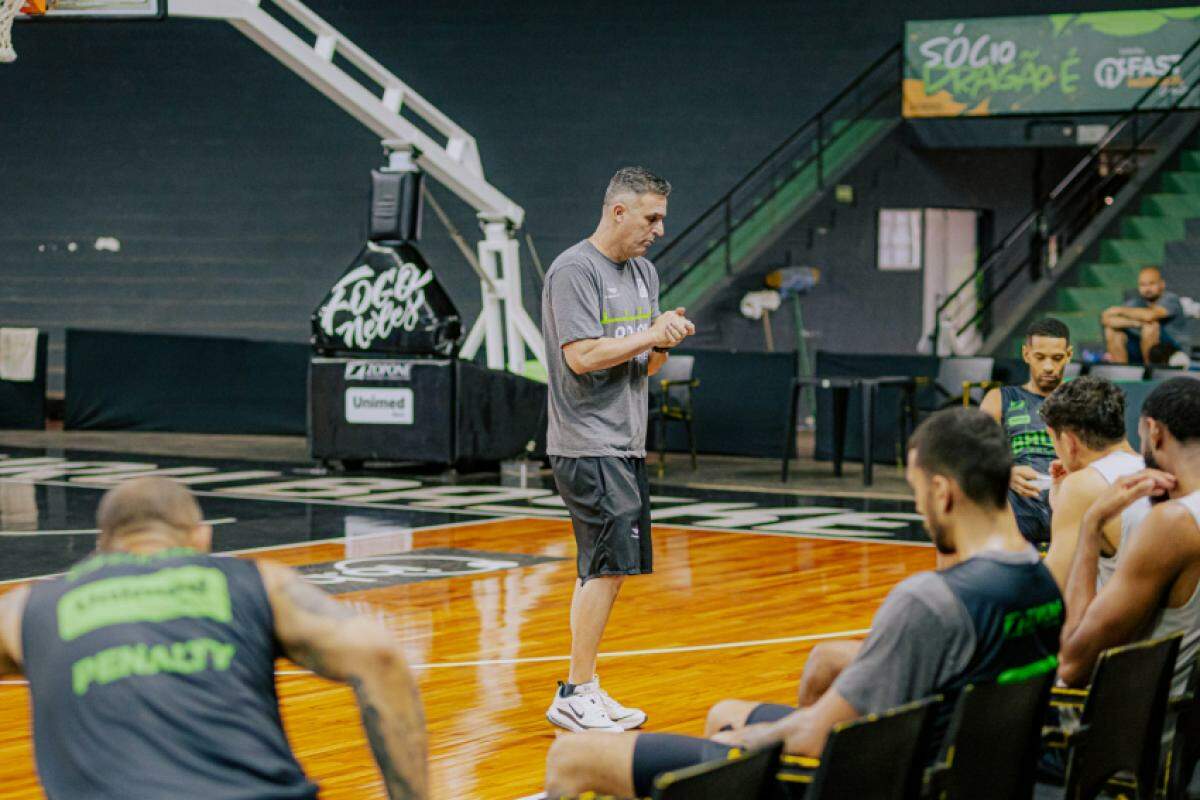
[71,638,237,696]
[1002,598,1064,639]
[57,567,232,642]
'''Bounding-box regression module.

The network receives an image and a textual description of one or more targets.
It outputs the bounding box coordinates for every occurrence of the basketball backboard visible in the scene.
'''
[18,0,164,19]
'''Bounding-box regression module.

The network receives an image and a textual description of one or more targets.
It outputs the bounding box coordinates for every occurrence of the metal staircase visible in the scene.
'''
[653,44,902,313]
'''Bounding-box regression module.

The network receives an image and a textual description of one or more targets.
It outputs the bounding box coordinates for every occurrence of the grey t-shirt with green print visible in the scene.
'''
[542,239,660,457]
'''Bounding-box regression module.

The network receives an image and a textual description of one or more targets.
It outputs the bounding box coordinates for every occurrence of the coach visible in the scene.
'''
[541,167,694,732]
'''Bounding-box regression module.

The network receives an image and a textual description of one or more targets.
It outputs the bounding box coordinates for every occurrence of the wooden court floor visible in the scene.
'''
[0,516,934,799]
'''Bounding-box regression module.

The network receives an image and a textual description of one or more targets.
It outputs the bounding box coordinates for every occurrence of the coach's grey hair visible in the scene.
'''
[603,167,671,207]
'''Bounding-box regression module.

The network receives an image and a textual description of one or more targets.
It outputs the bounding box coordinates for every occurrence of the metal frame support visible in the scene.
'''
[460,219,545,372]
[169,0,546,372]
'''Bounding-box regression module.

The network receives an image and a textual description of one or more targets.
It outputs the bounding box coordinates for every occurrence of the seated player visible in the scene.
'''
[1059,378,1200,696]
[980,318,1073,544]
[543,408,1063,799]
[0,477,428,800]
[1039,376,1146,589]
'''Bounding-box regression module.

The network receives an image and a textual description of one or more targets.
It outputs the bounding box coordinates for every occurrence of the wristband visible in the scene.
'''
[652,346,671,353]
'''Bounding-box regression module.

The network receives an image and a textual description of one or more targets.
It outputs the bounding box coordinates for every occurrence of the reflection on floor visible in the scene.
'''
[0,445,933,799]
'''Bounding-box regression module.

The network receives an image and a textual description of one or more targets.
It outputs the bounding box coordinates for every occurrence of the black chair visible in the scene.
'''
[648,354,699,477]
[652,743,783,800]
[1150,368,1200,381]
[1164,649,1200,800]
[917,357,995,412]
[776,695,940,799]
[924,672,1055,800]
[1086,364,1147,382]
[1045,632,1182,800]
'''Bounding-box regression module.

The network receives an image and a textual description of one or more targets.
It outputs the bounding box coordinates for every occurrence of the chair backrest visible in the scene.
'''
[1064,362,1083,380]
[654,355,695,403]
[652,742,783,800]
[1064,632,1183,799]
[1151,368,1200,381]
[927,672,1055,800]
[1166,650,1200,800]
[1087,364,1147,382]
[806,696,940,800]
[935,357,994,399]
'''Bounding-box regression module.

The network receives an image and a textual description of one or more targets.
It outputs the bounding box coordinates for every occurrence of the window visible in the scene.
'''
[878,209,922,270]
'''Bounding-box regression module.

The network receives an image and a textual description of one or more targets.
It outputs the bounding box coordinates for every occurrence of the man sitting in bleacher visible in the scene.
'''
[1100,265,1190,366]
[1059,378,1200,696]
[542,408,1063,799]
[1039,376,1146,589]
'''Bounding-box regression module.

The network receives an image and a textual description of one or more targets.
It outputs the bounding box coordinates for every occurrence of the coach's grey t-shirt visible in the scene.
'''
[542,239,660,457]
[832,548,1042,715]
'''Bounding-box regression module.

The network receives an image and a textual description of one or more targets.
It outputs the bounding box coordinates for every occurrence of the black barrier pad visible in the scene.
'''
[646,348,797,459]
[65,329,307,434]
[0,332,47,430]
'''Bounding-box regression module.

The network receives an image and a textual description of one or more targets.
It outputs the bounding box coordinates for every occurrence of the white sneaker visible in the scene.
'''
[546,681,623,732]
[583,676,647,730]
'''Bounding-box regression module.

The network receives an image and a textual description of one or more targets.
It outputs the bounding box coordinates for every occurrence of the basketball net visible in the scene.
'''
[0,0,24,63]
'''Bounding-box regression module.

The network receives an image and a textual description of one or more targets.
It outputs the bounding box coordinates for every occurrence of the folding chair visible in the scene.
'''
[923,672,1055,800]
[1044,632,1182,799]
[1150,368,1200,381]
[652,743,783,800]
[1164,650,1200,800]
[916,357,995,412]
[776,695,941,799]
[648,354,699,477]
[1086,364,1147,382]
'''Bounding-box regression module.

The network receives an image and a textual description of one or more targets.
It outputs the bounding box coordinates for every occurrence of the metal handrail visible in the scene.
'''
[655,43,902,295]
[932,32,1200,351]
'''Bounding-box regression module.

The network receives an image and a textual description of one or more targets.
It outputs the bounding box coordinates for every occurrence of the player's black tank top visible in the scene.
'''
[999,385,1056,470]
[21,548,317,800]
[934,552,1063,743]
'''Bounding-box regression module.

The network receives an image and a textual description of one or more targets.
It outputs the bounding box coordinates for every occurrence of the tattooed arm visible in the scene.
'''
[258,561,428,800]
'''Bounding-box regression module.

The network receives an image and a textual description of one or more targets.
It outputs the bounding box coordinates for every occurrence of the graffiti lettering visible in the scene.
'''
[918,24,1017,70]
[317,261,434,350]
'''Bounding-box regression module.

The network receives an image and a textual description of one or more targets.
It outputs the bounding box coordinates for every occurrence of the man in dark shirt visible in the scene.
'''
[980,317,1073,544]
[1101,265,1190,365]
[0,477,427,800]
[542,408,1063,799]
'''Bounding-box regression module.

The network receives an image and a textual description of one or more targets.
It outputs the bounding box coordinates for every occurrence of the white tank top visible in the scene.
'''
[1090,450,1148,587]
[1149,491,1200,696]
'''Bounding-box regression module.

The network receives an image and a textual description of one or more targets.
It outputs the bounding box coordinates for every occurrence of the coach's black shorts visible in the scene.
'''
[550,455,653,582]
[631,733,734,797]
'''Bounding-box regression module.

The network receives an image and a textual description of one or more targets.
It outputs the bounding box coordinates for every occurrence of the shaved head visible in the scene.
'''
[96,477,204,548]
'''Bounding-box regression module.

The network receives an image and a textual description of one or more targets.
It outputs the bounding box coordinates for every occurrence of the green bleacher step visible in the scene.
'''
[1181,150,1200,171]
[1121,215,1185,242]
[1080,262,1142,288]
[1056,286,1123,312]
[1164,171,1200,194]
[1050,311,1103,345]
[1142,193,1200,217]
[1099,238,1164,265]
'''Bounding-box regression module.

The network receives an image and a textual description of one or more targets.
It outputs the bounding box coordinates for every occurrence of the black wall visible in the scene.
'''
[3,0,1196,391]
[695,131,1088,353]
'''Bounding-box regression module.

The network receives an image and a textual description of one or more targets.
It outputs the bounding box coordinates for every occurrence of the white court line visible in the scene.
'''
[0,517,237,537]
[0,517,543,585]
[0,476,929,549]
[0,628,871,687]
[221,515,527,556]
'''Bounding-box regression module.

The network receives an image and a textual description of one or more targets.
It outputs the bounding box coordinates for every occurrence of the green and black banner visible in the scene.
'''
[904,7,1200,118]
